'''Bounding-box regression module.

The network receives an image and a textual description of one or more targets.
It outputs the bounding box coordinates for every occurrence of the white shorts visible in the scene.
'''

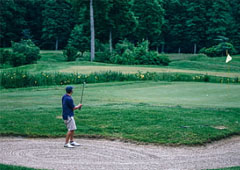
[64,116,77,131]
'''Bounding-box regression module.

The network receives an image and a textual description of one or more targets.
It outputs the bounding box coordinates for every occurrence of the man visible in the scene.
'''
[62,86,82,148]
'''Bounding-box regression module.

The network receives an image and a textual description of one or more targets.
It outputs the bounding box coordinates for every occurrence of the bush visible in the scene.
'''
[95,43,111,63]
[110,40,135,64]
[10,52,26,67]
[12,39,40,65]
[63,46,81,61]
[110,40,171,66]
[200,42,237,57]
[134,40,149,64]
[0,49,12,65]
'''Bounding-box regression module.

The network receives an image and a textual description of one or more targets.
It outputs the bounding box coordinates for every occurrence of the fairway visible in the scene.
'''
[0,81,239,145]
[59,65,240,78]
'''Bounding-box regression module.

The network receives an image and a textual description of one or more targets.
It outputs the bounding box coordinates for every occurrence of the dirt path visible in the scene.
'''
[0,137,240,170]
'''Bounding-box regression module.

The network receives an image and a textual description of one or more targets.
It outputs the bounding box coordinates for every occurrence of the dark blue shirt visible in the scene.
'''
[62,94,75,120]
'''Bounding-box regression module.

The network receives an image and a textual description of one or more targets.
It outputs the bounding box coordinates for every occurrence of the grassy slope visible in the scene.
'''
[1,51,240,78]
[0,81,239,145]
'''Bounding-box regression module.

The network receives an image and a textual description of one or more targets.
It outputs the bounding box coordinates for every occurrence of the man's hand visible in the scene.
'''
[74,104,82,110]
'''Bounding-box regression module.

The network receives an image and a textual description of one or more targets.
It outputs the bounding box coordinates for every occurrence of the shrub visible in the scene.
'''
[134,40,149,64]
[114,39,135,55]
[199,46,218,57]
[10,52,26,67]
[95,43,111,63]
[0,49,12,65]
[63,46,80,61]
[109,40,136,64]
[12,39,40,65]
[200,42,237,57]
[110,40,170,65]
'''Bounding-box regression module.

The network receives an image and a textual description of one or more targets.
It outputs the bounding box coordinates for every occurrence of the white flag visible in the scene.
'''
[225,54,232,63]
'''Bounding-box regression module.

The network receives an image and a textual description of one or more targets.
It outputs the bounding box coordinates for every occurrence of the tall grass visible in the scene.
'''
[0,70,239,88]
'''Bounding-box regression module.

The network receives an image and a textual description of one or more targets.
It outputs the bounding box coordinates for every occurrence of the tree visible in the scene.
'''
[70,0,95,61]
[67,24,90,53]
[0,0,27,47]
[184,0,208,53]
[228,0,240,52]
[107,0,137,52]
[132,0,164,50]
[23,0,45,46]
[162,0,187,52]
[42,0,74,50]
[205,0,233,47]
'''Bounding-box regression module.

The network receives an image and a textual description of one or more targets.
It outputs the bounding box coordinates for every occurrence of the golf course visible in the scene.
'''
[1,50,240,170]
[1,0,240,169]
[1,51,240,144]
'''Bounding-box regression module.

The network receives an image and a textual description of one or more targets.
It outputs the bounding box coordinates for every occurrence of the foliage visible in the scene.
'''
[1,0,240,53]
[132,0,164,50]
[67,24,90,53]
[110,40,170,65]
[41,0,75,50]
[63,46,80,61]
[1,70,239,89]
[0,49,12,65]
[110,40,135,64]
[11,39,40,66]
[200,43,237,57]
[95,43,111,63]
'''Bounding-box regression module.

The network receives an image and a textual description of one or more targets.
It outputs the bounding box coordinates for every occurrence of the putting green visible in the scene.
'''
[1,81,239,110]
[85,81,240,108]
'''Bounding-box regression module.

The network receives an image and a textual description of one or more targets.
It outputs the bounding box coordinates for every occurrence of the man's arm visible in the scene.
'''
[73,104,82,110]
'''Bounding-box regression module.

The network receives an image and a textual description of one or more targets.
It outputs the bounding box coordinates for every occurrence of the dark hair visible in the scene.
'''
[66,86,73,93]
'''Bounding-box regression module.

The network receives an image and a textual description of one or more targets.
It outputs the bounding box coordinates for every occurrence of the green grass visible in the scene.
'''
[0,164,46,170]
[0,81,239,145]
[1,51,240,78]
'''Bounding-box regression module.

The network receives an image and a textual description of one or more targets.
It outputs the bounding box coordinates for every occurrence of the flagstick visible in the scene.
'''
[226,50,230,86]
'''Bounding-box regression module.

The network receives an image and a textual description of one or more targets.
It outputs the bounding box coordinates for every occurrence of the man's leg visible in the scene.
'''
[65,130,74,144]
[70,130,74,142]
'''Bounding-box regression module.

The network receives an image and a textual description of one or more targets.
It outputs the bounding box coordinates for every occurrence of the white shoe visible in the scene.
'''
[64,143,74,148]
[70,141,80,146]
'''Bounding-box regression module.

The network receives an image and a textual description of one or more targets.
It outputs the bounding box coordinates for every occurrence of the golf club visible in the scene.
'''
[79,82,86,110]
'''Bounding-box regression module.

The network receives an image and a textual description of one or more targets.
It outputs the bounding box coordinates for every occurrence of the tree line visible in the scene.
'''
[0,0,239,54]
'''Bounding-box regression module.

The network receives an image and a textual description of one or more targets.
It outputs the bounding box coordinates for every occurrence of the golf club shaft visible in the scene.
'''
[79,82,85,110]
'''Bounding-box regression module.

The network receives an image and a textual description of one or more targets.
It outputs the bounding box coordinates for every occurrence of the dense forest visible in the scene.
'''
[0,0,239,53]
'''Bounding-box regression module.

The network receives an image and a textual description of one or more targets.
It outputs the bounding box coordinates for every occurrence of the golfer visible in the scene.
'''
[62,86,82,148]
